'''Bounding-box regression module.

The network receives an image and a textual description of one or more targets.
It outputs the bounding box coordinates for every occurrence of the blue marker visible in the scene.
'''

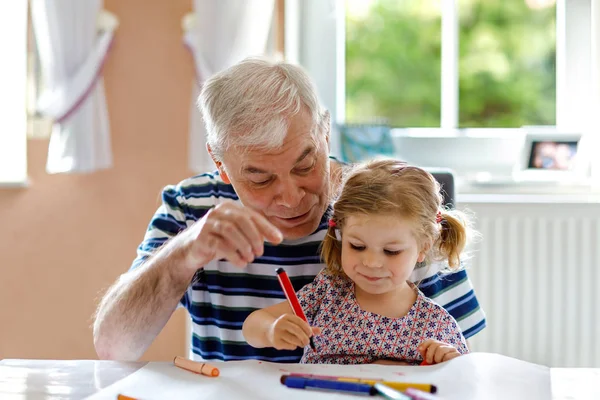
[280,375,376,395]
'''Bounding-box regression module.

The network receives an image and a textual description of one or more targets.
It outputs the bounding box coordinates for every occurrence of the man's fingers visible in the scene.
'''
[210,202,282,254]
[250,211,283,244]
[211,220,255,262]
[214,237,247,268]
[193,201,282,268]
[228,212,266,256]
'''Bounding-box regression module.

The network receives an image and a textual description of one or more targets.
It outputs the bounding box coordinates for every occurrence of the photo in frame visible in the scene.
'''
[514,129,584,181]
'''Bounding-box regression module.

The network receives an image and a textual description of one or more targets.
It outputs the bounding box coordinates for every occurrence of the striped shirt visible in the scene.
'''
[130,171,486,362]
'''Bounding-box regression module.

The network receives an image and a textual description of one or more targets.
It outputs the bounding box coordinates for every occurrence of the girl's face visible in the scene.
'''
[340,213,427,295]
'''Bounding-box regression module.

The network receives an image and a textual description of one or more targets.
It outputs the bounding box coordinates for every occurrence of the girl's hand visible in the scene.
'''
[418,339,461,364]
[267,314,321,350]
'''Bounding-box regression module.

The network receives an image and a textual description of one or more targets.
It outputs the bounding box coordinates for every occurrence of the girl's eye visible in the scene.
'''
[384,249,402,256]
[350,243,365,251]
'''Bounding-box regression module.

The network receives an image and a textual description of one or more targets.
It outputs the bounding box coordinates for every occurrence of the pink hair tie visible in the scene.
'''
[328,219,337,228]
[436,211,443,223]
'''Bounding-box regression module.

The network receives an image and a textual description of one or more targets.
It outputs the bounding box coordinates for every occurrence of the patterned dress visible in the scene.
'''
[297,270,469,364]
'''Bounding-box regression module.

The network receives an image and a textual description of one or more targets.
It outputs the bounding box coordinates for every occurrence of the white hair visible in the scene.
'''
[197,57,328,161]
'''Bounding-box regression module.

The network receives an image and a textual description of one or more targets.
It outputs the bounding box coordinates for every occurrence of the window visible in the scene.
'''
[458,0,556,128]
[346,1,441,127]
[0,2,28,185]
[345,0,556,128]
[295,0,599,187]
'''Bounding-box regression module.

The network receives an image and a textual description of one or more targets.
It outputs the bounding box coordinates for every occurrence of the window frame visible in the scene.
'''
[295,0,599,189]
[298,0,593,136]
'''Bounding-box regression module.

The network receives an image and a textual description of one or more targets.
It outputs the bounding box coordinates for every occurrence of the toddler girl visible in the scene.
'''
[243,160,473,365]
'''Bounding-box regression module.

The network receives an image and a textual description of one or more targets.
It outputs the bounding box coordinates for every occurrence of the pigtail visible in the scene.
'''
[434,210,469,270]
[320,221,343,275]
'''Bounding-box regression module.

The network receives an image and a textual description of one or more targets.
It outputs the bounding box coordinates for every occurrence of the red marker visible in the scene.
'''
[276,267,316,350]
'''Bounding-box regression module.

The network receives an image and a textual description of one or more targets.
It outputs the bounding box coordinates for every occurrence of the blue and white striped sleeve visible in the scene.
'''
[411,262,486,339]
[129,184,190,272]
[128,175,223,309]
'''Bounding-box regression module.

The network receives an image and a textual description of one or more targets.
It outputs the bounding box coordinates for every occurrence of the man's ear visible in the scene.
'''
[206,143,231,184]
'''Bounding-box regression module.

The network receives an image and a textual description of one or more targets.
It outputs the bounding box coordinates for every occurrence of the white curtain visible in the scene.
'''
[30,0,116,174]
[184,0,275,173]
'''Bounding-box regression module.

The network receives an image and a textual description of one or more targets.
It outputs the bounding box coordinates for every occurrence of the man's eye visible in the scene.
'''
[295,162,315,174]
[350,243,365,251]
[251,178,272,186]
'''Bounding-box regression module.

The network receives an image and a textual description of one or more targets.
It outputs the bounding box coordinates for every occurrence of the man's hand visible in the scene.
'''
[267,314,321,350]
[418,339,461,364]
[94,200,283,360]
[182,200,283,269]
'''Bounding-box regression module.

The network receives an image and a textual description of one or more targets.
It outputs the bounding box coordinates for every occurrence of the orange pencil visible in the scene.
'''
[117,395,138,400]
[173,355,220,377]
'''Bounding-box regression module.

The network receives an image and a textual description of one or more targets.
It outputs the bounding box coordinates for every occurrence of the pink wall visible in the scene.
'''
[0,0,194,361]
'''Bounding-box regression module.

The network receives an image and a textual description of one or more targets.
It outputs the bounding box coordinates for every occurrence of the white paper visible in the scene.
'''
[551,368,600,399]
[87,353,550,400]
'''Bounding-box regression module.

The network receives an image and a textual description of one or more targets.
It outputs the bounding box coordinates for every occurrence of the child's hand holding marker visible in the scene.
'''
[268,314,322,351]
[418,339,461,365]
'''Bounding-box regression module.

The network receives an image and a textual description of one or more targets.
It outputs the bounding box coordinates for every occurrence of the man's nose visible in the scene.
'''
[275,179,305,208]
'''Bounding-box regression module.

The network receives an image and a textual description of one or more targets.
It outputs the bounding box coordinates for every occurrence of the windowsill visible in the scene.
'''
[389,129,599,203]
[391,127,527,138]
[457,180,600,204]
[459,192,600,204]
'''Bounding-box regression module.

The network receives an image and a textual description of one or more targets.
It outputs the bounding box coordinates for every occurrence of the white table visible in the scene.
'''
[0,359,598,399]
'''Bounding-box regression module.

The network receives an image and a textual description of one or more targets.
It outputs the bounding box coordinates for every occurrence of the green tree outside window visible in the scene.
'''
[345,0,556,128]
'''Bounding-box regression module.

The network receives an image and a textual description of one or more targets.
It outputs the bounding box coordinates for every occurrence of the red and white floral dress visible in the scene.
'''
[297,270,469,364]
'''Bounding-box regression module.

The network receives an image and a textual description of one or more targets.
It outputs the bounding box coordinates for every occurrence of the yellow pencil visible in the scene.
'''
[337,379,437,393]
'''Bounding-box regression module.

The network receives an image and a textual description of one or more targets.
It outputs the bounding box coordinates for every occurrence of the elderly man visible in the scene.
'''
[93,58,486,362]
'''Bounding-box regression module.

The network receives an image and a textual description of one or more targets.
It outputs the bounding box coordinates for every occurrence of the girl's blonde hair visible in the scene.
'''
[321,159,474,273]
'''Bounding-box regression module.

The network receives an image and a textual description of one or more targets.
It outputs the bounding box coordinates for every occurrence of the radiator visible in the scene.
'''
[462,202,600,368]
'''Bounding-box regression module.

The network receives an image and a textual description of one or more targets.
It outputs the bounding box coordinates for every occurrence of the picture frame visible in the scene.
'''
[514,128,584,182]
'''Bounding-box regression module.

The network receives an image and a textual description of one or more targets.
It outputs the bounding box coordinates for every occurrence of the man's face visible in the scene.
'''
[218,110,331,240]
